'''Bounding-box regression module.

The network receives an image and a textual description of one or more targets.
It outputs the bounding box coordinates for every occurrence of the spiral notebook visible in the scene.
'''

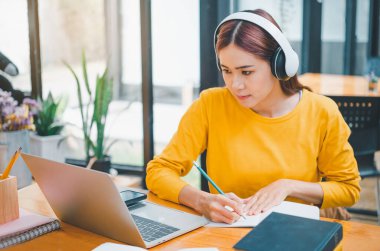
[0,208,61,248]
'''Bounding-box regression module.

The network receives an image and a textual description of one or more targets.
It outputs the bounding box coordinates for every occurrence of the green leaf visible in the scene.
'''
[90,68,113,159]
[66,51,114,160]
[63,60,91,158]
[81,50,92,96]
[34,91,66,136]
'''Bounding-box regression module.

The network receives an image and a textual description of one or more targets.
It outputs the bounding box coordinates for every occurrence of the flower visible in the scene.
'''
[0,89,38,131]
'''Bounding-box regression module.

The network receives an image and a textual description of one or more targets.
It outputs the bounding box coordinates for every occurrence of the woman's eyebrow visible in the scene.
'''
[220,64,255,69]
[235,65,255,69]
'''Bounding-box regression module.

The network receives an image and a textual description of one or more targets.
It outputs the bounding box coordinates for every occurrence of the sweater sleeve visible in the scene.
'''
[146,92,209,203]
[317,102,361,209]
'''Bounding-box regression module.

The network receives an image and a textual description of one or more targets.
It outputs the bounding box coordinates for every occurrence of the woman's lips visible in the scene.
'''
[237,95,251,100]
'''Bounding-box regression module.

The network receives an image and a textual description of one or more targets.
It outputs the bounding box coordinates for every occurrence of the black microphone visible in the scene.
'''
[0,51,19,76]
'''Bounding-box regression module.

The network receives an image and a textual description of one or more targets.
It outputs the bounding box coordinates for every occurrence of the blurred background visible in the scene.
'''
[0,0,379,224]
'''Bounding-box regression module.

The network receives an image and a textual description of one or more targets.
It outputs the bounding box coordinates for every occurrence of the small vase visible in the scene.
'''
[0,130,32,189]
[30,133,65,163]
[90,155,111,173]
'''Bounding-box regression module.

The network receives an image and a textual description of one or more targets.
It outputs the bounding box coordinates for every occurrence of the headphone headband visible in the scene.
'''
[214,12,299,78]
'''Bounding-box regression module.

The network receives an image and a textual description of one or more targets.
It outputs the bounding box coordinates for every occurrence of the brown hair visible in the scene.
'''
[215,9,311,95]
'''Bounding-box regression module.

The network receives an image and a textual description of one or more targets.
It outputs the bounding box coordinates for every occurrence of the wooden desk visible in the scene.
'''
[299,73,380,97]
[5,183,380,251]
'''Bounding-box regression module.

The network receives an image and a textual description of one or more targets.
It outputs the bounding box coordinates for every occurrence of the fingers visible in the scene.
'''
[261,203,275,213]
[209,209,239,224]
[202,191,284,223]
[243,196,257,214]
[225,192,244,204]
[248,193,268,215]
[217,194,244,216]
[250,191,277,215]
[204,194,244,224]
[245,194,280,215]
[226,192,272,216]
[243,181,288,215]
[249,200,268,215]
[208,199,239,224]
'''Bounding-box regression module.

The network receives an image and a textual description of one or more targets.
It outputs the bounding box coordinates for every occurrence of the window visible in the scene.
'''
[321,0,346,74]
[38,0,107,160]
[0,0,31,93]
[151,0,200,152]
[151,0,201,187]
[119,0,144,166]
[355,0,370,75]
[119,0,201,184]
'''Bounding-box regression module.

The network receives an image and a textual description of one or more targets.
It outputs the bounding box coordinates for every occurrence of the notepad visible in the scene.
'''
[92,243,220,251]
[206,201,319,227]
[92,242,148,251]
[0,208,60,248]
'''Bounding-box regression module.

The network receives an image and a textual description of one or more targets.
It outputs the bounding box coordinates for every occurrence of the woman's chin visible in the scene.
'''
[232,94,259,109]
[238,100,257,109]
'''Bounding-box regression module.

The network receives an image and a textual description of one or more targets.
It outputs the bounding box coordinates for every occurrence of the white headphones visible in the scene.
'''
[214,12,299,80]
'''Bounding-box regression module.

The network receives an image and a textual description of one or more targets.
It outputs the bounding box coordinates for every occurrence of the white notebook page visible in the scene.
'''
[206,201,319,228]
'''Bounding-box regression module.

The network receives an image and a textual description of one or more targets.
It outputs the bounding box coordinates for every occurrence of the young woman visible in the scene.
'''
[146,9,360,224]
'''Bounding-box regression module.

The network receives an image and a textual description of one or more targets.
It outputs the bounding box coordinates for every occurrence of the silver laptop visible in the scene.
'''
[21,153,208,248]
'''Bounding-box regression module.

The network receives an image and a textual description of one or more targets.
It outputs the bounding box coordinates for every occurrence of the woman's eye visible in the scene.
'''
[242,71,252,76]
[222,69,231,74]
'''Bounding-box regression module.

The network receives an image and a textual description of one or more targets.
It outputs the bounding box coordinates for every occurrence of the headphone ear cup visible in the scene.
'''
[270,47,289,81]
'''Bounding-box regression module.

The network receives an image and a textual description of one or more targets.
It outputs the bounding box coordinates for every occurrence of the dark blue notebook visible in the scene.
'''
[234,212,342,251]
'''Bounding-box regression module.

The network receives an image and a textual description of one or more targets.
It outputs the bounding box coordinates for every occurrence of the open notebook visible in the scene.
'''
[206,201,319,227]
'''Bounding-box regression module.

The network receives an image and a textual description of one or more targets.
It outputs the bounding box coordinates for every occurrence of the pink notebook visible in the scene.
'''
[0,208,60,248]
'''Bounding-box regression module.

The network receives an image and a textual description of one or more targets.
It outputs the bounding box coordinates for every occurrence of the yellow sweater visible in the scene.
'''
[146,88,361,209]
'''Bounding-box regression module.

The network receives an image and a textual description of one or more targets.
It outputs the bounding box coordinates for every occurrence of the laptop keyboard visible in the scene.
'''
[131,214,179,242]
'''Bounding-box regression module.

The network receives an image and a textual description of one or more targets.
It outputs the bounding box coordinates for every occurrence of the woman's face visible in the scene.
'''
[218,44,279,110]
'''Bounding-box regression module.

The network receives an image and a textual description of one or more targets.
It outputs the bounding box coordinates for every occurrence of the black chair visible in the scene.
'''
[329,96,380,223]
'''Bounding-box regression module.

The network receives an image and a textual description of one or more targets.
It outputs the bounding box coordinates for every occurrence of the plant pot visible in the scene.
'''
[89,155,111,173]
[30,133,65,163]
[0,130,32,189]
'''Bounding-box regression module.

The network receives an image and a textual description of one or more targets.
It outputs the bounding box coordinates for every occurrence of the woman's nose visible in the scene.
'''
[232,76,244,90]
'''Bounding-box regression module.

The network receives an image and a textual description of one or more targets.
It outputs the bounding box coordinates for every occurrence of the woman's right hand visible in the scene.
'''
[198,192,245,224]
[179,185,244,224]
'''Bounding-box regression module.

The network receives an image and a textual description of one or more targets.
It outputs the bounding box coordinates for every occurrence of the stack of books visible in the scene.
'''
[0,208,60,248]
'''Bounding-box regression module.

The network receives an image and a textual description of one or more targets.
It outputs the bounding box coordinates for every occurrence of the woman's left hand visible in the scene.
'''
[242,179,291,216]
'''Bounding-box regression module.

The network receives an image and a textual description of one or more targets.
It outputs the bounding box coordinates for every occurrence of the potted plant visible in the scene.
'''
[0,90,37,188]
[64,51,113,173]
[29,92,66,163]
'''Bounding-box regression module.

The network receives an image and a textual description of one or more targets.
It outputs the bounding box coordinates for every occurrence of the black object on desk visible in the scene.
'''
[234,212,342,251]
[120,190,147,207]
